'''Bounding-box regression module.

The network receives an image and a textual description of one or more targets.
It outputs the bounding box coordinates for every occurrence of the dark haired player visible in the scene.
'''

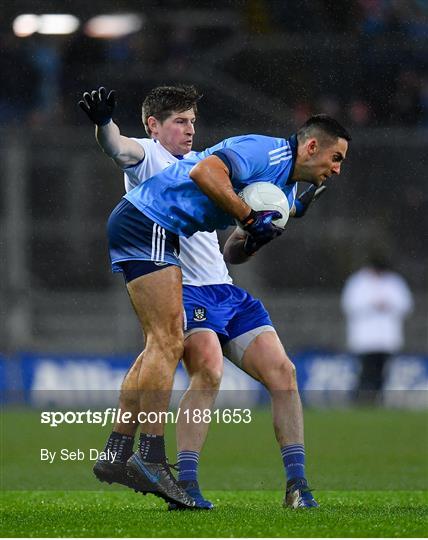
[80,88,350,509]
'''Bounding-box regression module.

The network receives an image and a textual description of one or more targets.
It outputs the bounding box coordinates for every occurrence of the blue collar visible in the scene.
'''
[286,134,298,184]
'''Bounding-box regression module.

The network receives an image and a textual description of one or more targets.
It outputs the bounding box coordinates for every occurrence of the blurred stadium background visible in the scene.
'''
[1,0,427,406]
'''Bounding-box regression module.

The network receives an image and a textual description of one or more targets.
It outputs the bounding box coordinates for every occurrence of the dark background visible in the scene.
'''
[1,0,427,354]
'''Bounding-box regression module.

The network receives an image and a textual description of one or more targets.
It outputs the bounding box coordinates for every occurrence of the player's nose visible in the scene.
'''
[186,122,195,135]
[331,163,341,175]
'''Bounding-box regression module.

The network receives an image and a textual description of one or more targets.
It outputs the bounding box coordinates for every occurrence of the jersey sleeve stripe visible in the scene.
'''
[269,150,292,162]
[268,143,290,156]
[270,154,292,166]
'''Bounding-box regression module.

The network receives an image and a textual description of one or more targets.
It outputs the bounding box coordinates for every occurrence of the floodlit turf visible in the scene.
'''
[1,407,427,536]
[1,489,427,537]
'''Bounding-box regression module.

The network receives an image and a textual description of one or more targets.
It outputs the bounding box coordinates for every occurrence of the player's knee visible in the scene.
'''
[263,358,297,391]
[162,340,184,367]
[278,358,297,390]
[168,336,184,363]
[192,364,223,390]
[147,332,184,364]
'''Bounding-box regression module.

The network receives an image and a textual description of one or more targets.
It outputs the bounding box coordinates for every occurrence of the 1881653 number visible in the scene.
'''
[182,408,252,424]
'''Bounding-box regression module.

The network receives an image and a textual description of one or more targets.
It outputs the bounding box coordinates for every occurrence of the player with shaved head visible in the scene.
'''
[80,85,350,509]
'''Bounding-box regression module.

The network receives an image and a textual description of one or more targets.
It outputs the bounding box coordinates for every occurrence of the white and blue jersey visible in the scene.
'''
[122,138,233,287]
[107,133,292,366]
[124,134,298,237]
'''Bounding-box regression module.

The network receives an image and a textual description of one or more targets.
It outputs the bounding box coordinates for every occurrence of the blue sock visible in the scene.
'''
[281,444,306,482]
[177,450,199,482]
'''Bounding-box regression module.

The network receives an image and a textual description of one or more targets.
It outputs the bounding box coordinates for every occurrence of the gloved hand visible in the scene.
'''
[242,233,281,255]
[294,185,327,217]
[240,209,283,255]
[78,87,116,126]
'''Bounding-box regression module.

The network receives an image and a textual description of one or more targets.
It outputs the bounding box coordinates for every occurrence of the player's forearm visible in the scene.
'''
[190,156,250,222]
[95,121,124,158]
[223,228,253,265]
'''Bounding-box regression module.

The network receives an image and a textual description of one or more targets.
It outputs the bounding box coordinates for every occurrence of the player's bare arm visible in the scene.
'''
[190,155,282,254]
[79,86,145,168]
[223,227,254,265]
[189,156,251,221]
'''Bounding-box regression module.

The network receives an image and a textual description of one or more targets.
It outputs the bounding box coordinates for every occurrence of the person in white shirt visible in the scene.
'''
[80,85,333,509]
[341,254,413,403]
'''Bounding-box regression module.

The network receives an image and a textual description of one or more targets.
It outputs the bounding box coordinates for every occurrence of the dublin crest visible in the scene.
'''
[193,307,207,321]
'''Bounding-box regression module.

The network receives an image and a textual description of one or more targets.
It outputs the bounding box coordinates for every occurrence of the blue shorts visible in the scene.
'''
[183,284,273,344]
[107,198,180,274]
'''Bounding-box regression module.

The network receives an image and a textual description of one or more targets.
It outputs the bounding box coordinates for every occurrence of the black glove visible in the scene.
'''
[78,87,116,126]
[294,185,327,217]
[240,209,283,255]
[242,233,276,256]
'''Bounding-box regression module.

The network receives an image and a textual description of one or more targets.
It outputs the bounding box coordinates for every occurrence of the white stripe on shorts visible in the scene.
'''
[156,225,162,260]
[151,223,166,261]
[151,223,157,260]
[160,226,166,261]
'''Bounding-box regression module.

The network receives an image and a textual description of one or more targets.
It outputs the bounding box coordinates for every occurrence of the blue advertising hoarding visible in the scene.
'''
[0,352,427,408]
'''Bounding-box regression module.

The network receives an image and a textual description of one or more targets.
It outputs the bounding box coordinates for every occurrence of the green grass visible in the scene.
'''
[1,490,427,537]
[1,407,428,536]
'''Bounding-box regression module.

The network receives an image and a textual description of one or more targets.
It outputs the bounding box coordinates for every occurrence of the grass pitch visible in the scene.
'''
[2,490,427,537]
[1,407,427,537]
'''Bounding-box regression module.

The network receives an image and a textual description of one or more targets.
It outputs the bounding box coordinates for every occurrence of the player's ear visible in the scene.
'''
[307,138,317,156]
[147,116,159,136]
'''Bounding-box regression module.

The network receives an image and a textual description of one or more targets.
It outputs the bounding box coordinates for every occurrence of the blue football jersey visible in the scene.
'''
[124,134,298,237]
